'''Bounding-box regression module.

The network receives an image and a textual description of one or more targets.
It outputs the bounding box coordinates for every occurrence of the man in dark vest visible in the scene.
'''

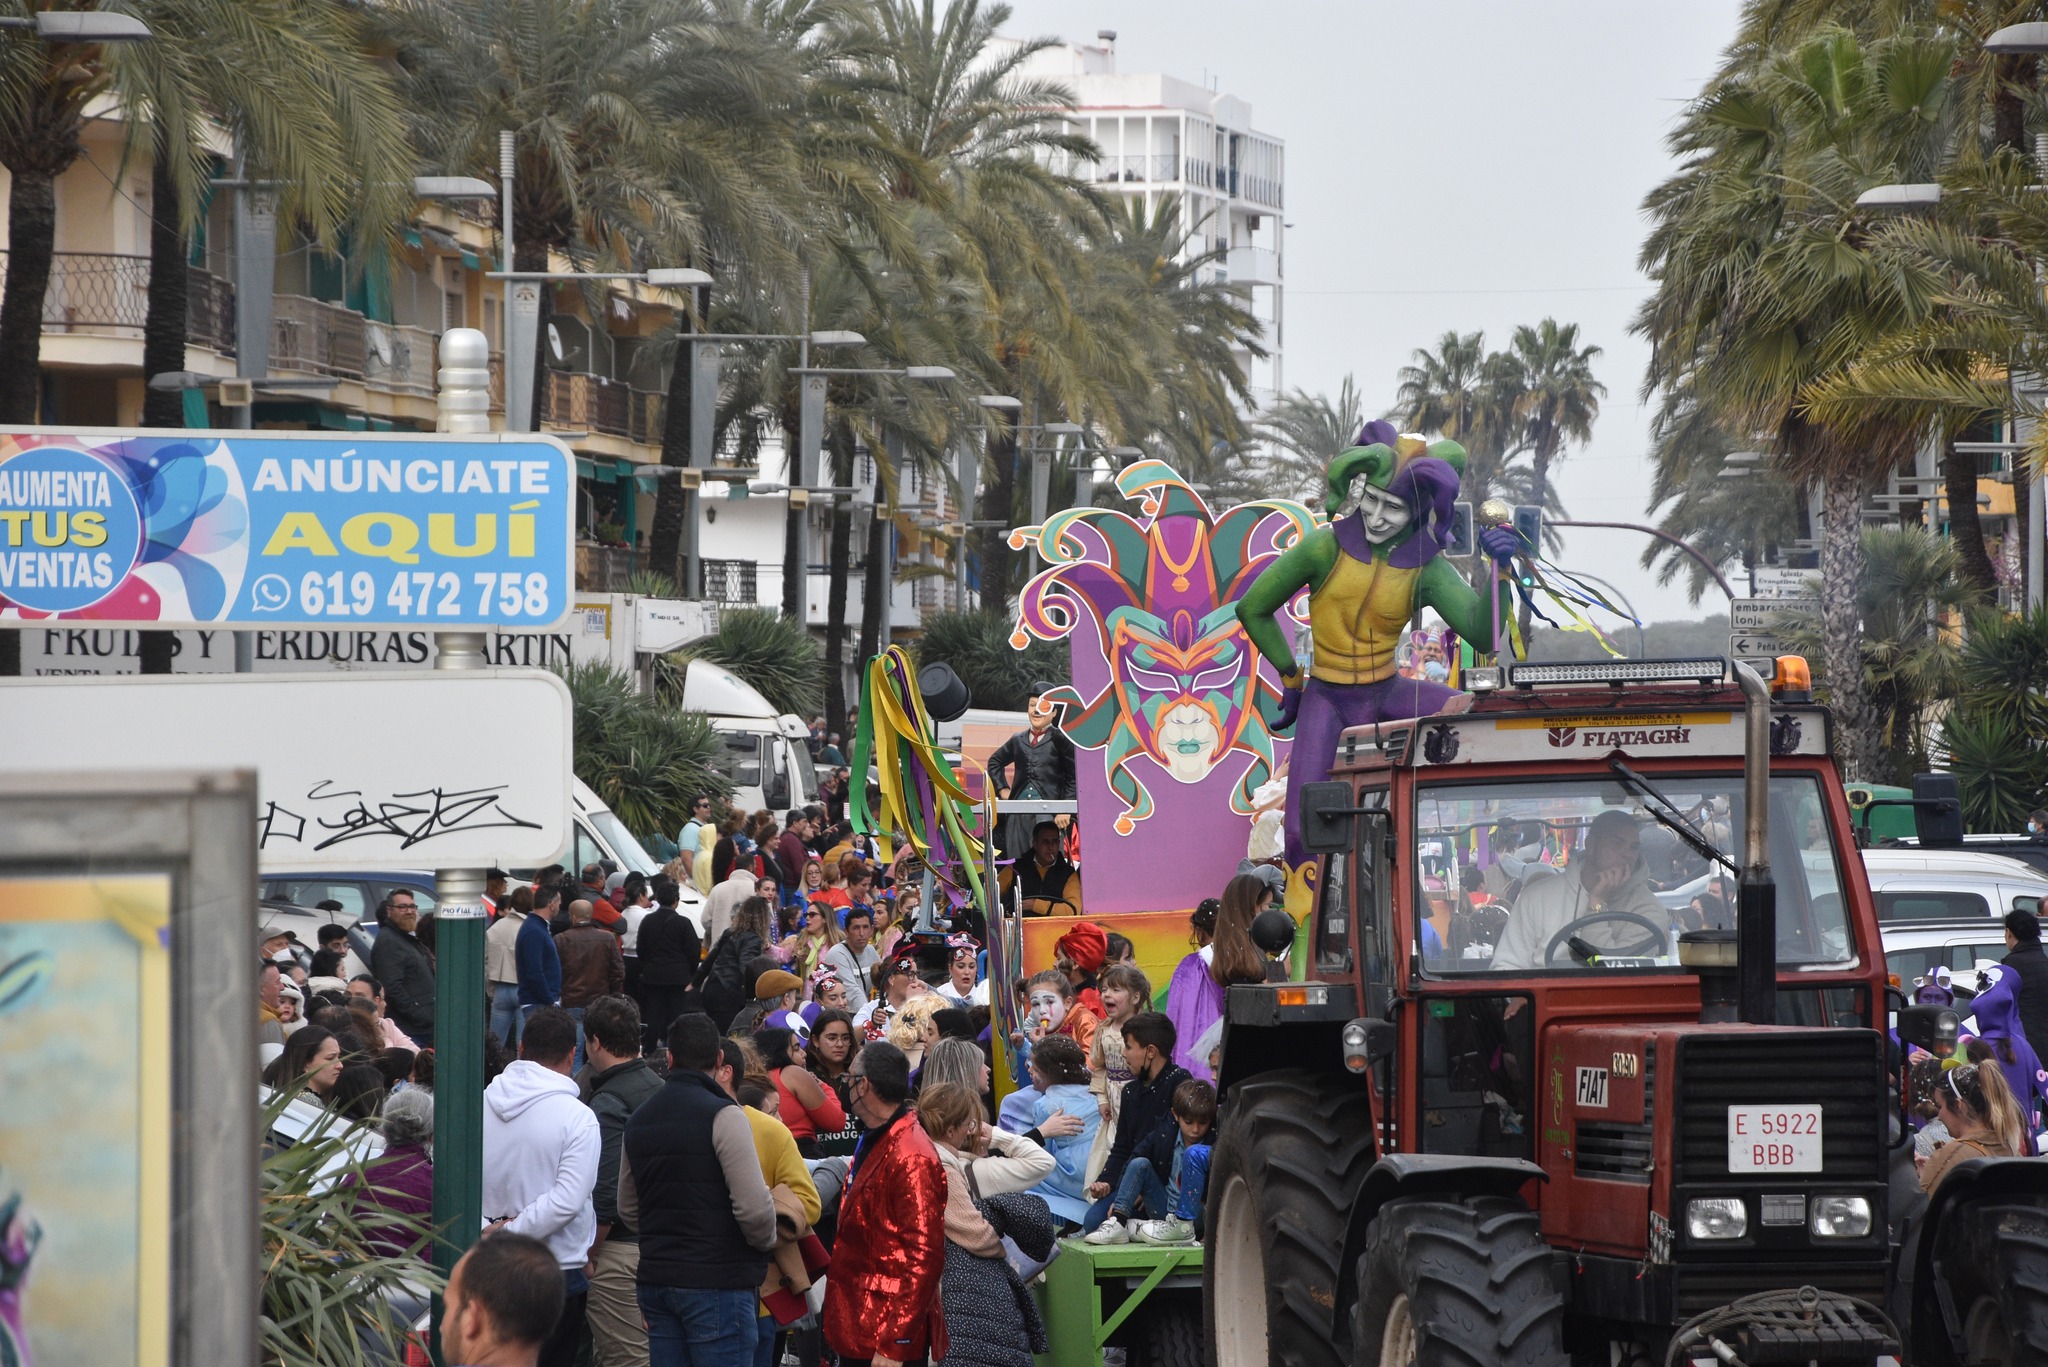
[619,1012,777,1367]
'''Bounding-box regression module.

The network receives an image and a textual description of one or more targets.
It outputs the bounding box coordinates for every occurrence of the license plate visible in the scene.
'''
[1727,1104,1822,1172]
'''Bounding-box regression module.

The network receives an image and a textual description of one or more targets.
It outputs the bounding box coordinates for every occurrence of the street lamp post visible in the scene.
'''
[781,359,953,622]
[0,13,153,40]
[970,395,1022,609]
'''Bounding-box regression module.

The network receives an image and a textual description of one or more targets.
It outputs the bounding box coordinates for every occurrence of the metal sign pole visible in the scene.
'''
[430,329,493,1328]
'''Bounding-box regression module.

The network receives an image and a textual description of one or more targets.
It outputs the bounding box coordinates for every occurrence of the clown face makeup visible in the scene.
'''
[1351,481,1414,544]
[1029,987,1068,1032]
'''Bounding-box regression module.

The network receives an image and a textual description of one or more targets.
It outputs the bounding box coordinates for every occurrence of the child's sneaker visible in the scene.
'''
[1134,1217,1195,1245]
[1083,1216,1131,1245]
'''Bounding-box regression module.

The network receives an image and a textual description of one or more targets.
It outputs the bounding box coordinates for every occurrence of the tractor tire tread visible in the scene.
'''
[1981,1202,2048,1357]
[1352,1196,1566,1367]
[1204,1069,1377,1367]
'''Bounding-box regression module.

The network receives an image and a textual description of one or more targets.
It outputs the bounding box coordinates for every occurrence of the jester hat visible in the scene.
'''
[1325,419,1469,511]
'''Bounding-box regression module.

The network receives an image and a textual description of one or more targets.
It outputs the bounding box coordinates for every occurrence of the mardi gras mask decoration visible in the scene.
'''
[1012,460,1316,834]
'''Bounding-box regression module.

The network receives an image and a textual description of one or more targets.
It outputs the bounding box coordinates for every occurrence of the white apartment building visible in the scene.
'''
[1009,32,1285,413]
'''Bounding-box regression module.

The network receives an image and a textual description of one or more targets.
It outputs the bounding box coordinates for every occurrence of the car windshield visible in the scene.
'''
[1413,773,1852,974]
[587,807,660,875]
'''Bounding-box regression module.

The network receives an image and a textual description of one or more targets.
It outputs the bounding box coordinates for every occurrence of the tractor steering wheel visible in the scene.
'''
[1543,911,1669,967]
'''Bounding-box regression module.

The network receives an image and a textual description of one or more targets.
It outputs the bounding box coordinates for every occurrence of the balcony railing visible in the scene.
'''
[629,389,665,445]
[576,541,638,592]
[543,370,635,437]
[0,250,149,336]
[273,293,366,378]
[1091,153,1180,183]
[699,558,758,603]
[363,321,438,396]
[187,265,235,356]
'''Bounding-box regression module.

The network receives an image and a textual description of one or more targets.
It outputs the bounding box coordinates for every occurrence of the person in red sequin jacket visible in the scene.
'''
[823,1041,948,1367]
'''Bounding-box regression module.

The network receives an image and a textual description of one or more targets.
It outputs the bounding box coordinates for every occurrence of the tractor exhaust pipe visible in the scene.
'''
[1732,660,1776,1026]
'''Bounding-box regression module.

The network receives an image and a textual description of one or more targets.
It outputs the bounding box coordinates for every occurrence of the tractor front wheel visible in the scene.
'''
[1204,1069,1375,1367]
[1351,1195,1565,1367]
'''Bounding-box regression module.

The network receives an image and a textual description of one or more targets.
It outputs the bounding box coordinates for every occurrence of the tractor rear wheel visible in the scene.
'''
[1351,1195,1565,1367]
[1204,1068,1376,1367]
[1956,1203,2048,1365]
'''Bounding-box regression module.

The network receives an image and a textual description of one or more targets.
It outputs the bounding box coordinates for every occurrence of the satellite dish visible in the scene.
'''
[544,315,589,371]
[368,324,395,367]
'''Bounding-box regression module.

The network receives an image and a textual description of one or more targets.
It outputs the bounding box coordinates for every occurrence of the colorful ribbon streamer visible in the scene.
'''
[848,646,987,916]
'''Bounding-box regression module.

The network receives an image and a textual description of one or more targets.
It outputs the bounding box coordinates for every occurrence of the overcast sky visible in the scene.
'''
[1010,0,1745,624]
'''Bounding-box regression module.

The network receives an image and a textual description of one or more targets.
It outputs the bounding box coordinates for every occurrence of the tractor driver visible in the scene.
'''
[1490,810,1668,972]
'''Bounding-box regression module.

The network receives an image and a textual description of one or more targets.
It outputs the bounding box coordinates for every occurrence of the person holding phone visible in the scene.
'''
[1491,810,1667,971]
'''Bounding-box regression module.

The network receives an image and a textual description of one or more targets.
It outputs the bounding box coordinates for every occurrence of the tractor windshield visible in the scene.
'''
[1412,773,1854,975]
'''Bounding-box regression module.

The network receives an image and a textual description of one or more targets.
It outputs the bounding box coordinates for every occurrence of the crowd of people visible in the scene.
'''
[253,789,1291,1367]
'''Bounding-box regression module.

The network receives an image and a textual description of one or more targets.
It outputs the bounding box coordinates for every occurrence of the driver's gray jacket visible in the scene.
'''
[1490,866,1668,971]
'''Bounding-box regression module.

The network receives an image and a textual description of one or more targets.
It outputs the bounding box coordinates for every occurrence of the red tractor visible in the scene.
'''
[1203,656,2048,1367]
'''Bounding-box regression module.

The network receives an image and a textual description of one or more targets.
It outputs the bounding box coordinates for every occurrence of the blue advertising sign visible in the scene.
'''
[0,429,575,628]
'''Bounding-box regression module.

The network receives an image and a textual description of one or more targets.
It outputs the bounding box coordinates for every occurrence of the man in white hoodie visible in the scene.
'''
[483,1005,601,1367]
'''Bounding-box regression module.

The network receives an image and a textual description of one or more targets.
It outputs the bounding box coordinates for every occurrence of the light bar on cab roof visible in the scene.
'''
[1506,658,1727,688]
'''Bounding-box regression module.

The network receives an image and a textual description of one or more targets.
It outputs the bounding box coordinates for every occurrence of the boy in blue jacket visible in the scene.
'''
[1083,1012,1211,1243]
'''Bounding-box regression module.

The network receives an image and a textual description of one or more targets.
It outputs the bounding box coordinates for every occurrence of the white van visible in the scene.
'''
[1862,848,2048,924]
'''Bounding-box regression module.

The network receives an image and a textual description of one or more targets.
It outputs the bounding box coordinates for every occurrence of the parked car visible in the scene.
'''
[1861,847,2048,923]
[1873,833,2048,878]
[260,871,435,924]
[1880,919,2012,1001]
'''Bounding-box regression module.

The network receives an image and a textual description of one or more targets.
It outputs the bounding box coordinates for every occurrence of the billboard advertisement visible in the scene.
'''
[0,429,575,629]
[0,873,173,1367]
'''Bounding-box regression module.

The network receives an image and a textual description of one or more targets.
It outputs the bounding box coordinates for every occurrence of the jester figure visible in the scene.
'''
[1236,421,1519,872]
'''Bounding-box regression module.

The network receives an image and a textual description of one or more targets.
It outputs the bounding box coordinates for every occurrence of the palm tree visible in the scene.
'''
[120,0,415,428]
[1387,329,1550,554]
[1635,26,1960,778]
[1085,195,1262,472]
[857,0,1109,612]
[1259,376,1366,506]
[1505,319,1605,535]
[1776,526,1969,782]
[1641,392,1803,602]
[1393,330,1492,444]
[0,22,132,420]
[378,0,711,429]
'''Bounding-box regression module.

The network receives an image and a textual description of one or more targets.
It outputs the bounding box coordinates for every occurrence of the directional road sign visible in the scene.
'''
[1753,567,1819,599]
[1731,598,1817,634]
[1730,633,1790,659]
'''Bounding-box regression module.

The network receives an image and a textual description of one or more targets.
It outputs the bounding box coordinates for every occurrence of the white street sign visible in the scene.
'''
[1753,567,1819,599]
[1730,633,1789,659]
[1731,599,1816,633]
[0,671,572,868]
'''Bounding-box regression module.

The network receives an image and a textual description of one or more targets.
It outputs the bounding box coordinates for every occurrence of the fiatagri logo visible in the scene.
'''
[1543,714,1696,749]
